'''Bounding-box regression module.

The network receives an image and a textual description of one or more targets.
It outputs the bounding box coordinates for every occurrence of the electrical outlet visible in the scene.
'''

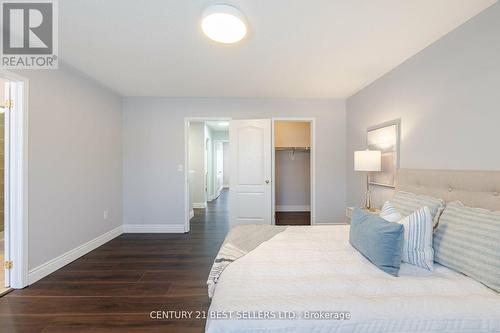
[103,210,109,220]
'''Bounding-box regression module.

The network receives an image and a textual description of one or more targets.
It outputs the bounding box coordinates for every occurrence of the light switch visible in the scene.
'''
[177,164,184,172]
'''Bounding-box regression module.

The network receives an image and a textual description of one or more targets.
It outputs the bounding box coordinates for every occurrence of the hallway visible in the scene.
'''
[0,191,230,332]
[192,188,229,232]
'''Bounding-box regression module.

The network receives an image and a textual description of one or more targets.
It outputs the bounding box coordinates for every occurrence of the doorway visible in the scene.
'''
[272,119,314,226]
[0,70,28,292]
[185,118,230,232]
[184,117,315,231]
[273,119,313,225]
[0,79,7,294]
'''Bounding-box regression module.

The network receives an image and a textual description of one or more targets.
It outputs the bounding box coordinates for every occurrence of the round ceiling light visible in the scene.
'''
[201,4,247,44]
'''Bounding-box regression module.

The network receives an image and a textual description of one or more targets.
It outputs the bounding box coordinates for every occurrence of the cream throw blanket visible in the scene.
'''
[207,224,286,298]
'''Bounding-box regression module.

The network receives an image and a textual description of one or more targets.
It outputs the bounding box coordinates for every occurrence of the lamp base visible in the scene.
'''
[364,189,372,210]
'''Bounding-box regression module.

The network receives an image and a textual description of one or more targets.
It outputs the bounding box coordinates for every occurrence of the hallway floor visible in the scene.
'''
[275,211,311,225]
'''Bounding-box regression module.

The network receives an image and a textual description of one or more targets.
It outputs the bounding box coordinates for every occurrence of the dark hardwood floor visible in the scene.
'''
[275,211,310,226]
[0,191,230,333]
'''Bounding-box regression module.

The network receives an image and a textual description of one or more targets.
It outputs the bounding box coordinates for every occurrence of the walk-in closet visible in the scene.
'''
[274,121,312,225]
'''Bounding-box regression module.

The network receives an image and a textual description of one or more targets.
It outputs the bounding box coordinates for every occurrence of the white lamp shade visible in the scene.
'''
[354,150,381,172]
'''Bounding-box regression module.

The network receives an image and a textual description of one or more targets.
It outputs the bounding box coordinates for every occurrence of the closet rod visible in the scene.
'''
[275,147,310,152]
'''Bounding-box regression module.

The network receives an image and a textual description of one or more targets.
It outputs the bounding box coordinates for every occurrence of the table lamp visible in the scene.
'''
[354,150,381,210]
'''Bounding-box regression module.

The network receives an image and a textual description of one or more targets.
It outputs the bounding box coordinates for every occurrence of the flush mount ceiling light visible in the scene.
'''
[201,4,247,44]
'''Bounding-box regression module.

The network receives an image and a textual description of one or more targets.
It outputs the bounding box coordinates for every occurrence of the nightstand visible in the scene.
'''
[345,207,380,224]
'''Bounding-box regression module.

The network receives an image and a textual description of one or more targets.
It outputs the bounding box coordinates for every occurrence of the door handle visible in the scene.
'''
[265,180,270,184]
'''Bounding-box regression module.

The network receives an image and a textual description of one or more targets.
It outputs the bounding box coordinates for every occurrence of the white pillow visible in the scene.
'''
[380,201,434,271]
[380,201,403,222]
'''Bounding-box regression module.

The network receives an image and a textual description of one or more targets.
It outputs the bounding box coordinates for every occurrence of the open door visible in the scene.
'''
[3,81,11,290]
[229,119,272,225]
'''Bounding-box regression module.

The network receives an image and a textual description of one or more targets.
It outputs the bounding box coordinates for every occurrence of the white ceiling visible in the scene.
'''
[60,0,496,98]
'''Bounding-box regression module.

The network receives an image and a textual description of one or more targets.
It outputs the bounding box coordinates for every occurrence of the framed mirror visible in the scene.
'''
[367,119,400,188]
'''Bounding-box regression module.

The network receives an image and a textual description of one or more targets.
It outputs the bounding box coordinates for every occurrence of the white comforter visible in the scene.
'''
[206,225,500,333]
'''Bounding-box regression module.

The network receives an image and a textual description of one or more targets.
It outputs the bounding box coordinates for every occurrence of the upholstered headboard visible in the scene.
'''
[396,169,500,211]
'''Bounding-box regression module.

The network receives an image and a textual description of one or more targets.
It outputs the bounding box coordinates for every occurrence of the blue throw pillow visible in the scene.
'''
[349,208,404,276]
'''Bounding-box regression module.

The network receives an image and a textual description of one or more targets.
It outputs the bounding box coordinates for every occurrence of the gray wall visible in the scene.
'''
[223,142,230,186]
[20,64,123,270]
[205,124,215,201]
[212,130,229,141]
[188,122,205,208]
[346,3,500,209]
[123,98,346,226]
[275,150,310,208]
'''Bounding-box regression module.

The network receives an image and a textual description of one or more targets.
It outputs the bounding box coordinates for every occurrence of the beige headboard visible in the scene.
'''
[396,169,500,211]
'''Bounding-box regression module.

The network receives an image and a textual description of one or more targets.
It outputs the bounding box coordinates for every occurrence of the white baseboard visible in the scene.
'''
[314,219,348,225]
[28,225,123,285]
[276,205,311,212]
[123,224,185,233]
[193,202,207,209]
[189,209,194,219]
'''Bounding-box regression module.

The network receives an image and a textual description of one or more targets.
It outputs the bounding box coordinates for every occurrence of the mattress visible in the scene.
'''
[206,225,500,333]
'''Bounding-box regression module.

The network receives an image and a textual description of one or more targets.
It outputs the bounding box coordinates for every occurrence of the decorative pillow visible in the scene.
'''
[434,201,500,293]
[350,208,404,277]
[390,191,445,227]
[380,201,403,222]
[381,201,434,270]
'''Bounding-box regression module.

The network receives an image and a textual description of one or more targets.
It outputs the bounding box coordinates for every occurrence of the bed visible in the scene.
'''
[206,169,500,333]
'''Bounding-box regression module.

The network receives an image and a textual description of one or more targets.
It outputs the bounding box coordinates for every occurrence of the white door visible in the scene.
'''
[229,119,272,225]
[3,81,11,288]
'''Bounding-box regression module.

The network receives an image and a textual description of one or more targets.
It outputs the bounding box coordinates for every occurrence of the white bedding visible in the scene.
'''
[206,225,500,333]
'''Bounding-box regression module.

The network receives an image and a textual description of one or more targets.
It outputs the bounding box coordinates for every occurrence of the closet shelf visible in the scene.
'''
[275,146,310,152]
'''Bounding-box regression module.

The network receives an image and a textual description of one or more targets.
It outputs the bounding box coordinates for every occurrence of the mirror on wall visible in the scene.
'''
[366,119,401,188]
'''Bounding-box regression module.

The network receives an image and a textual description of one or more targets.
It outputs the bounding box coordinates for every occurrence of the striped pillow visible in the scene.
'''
[390,191,445,227]
[399,206,434,270]
[434,201,500,292]
[381,202,434,270]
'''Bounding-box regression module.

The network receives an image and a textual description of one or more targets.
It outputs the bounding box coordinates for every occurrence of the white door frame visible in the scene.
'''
[0,69,29,289]
[184,117,231,233]
[271,117,316,225]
